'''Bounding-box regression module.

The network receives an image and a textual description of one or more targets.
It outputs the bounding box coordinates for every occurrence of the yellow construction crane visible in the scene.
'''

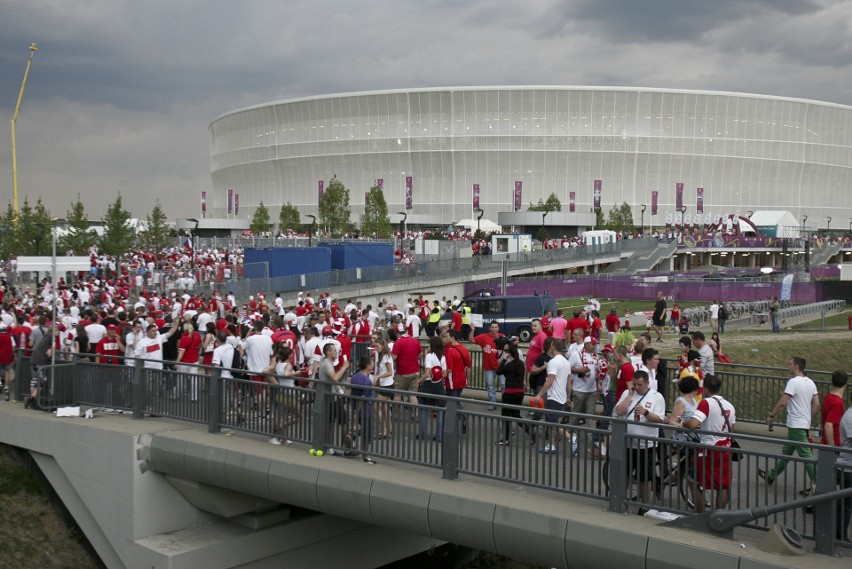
[11,42,39,217]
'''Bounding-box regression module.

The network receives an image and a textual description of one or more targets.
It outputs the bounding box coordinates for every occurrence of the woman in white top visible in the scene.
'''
[262,345,300,446]
[418,336,447,441]
[372,337,395,438]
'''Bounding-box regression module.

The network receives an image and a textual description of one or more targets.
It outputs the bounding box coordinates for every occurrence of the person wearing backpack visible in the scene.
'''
[717,303,728,334]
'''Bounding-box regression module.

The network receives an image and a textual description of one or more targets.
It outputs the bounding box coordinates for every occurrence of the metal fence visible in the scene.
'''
[16,354,852,555]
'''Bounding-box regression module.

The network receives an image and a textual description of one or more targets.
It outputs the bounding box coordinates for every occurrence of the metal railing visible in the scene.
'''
[16,354,852,555]
[229,240,648,299]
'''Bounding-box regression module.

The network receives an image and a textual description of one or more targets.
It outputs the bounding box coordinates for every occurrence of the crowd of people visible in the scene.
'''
[0,268,849,536]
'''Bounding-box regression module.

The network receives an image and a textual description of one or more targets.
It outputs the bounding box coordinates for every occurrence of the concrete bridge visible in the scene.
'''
[0,392,844,569]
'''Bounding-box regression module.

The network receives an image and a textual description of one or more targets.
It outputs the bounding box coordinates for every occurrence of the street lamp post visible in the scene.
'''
[475,208,484,234]
[640,204,646,234]
[306,215,316,247]
[397,211,407,251]
[186,218,199,280]
[680,206,687,231]
[826,216,832,236]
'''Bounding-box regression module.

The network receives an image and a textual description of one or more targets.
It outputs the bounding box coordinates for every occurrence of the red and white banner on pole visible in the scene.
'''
[405,176,413,210]
[696,187,704,214]
[651,191,658,216]
[593,180,602,211]
[513,181,522,212]
[675,182,684,211]
[201,191,206,218]
[227,189,233,215]
[472,184,480,211]
[569,191,576,212]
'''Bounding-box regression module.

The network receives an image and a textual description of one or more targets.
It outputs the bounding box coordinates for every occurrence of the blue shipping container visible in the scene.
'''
[320,241,394,271]
[244,247,331,279]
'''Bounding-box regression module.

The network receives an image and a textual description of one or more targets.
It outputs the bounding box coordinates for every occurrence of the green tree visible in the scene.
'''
[360,185,391,238]
[60,195,98,254]
[595,208,606,228]
[528,193,562,212]
[100,195,136,257]
[250,201,272,234]
[319,175,353,237]
[0,204,16,260]
[278,201,301,232]
[603,202,635,233]
[535,227,550,244]
[139,201,172,252]
[17,197,53,256]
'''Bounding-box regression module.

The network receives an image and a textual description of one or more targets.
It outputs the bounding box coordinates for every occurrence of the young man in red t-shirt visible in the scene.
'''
[822,370,848,447]
[472,321,503,410]
[525,319,548,374]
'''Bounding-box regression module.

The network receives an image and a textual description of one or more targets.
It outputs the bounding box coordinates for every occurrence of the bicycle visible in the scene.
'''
[750,313,769,327]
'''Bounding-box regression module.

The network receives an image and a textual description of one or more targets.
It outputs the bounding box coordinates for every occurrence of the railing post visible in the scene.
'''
[442,398,459,480]
[208,367,222,433]
[132,358,145,420]
[13,347,23,402]
[608,420,628,514]
[813,449,838,555]
[311,380,329,451]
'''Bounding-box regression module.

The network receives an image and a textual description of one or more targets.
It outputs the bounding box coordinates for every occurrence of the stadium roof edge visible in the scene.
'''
[209,86,852,127]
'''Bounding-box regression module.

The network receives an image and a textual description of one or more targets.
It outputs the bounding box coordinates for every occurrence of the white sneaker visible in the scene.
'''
[268,437,282,445]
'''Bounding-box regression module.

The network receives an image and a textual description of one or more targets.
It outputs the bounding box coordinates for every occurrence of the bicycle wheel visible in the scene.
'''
[730,306,743,319]
[676,452,698,511]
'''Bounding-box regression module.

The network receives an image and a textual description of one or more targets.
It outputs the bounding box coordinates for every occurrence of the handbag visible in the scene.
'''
[714,397,741,462]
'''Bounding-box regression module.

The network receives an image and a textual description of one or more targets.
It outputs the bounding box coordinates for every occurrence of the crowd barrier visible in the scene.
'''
[9,351,851,555]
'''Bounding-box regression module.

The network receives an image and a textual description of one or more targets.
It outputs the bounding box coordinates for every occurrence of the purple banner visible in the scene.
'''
[593,180,602,211]
[377,178,383,189]
[318,180,324,208]
[651,191,658,216]
[569,191,576,213]
[472,183,480,211]
[201,191,206,218]
[405,176,413,210]
[675,182,684,211]
[227,189,233,214]
[465,276,819,305]
[697,187,704,214]
[513,181,522,212]
[234,193,239,216]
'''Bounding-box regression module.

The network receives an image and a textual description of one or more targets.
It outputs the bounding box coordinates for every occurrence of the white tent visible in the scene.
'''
[455,218,502,233]
[748,210,799,238]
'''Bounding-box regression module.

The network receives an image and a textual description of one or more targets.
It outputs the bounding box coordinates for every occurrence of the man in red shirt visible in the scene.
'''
[471,321,503,410]
[0,324,14,398]
[605,307,621,346]
[821,370,848,447]
[525,319,547,374]
[450,305,462,333]
[541,310,553,337]
[96,325,125,365]
[567,309,589,341]
[442,330,470,395]
[392,332,423,410]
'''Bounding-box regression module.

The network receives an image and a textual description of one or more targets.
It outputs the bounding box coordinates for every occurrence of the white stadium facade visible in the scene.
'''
[208,87,852,230]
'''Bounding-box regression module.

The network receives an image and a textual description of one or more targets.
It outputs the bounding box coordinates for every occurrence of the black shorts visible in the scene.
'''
[629,447,656,482]
[327,399,348,425]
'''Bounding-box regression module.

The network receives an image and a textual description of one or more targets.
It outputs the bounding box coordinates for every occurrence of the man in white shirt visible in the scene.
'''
[568,337,601,456]
[134,323,178,369]
[211,330,235,379]
[685,374,736,512]
[125,321,144,367]
[709,301,720,334]
[760,356,819,488]
[85,316,107,346]
[636,347,660,392]
[532,339,571,455]
[614,370,666,509]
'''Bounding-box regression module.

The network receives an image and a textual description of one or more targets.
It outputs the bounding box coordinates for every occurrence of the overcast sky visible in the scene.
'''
[0,0,849,221]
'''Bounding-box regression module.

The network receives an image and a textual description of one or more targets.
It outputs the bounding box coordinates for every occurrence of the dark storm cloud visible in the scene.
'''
[540,0,822,42]
[0,0,850,220]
